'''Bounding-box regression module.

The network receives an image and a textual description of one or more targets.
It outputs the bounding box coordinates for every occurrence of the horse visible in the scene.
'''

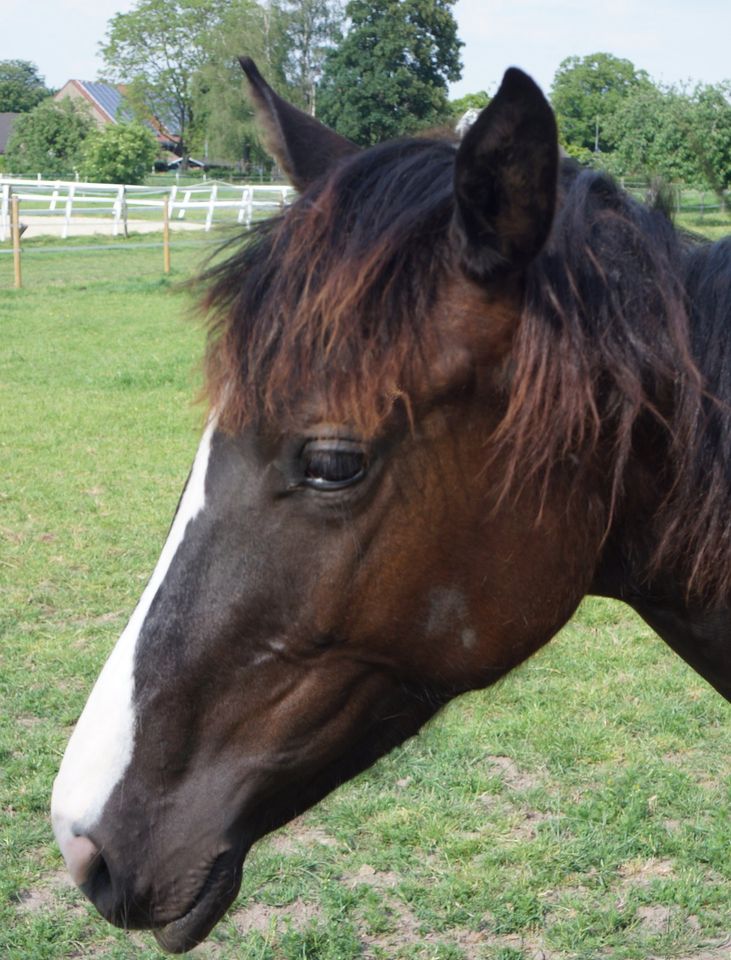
[52,58,731,953]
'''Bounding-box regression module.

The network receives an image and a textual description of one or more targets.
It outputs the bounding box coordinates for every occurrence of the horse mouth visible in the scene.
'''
[152,851,244,954]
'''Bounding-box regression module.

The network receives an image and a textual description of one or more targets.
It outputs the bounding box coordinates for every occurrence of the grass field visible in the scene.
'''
[1,222,730,960]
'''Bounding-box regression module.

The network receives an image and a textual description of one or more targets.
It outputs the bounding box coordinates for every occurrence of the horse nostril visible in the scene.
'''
[59,829,125,925]
[61,834,103,887]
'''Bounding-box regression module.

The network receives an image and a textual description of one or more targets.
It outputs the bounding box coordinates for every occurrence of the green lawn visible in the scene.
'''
[676,212,731,242]
[0,232,729,959]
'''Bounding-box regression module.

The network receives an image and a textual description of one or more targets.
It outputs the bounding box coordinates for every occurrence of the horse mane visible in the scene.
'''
[200,140,731,601]
[201,138,457,435]
[499,167,731,599]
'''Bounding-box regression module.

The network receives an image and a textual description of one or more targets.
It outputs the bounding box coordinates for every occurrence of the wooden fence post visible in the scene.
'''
[163,195,171,275]
[11,194,22,289]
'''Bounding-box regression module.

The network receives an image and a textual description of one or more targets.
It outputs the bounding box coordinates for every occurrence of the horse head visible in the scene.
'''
[52,62,607,952]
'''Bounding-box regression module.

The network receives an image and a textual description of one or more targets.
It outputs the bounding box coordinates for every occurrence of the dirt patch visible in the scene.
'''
[648,938,731,960]
[14,888,55,913]
[510,809,557,840]
[16,715,42,729]
[476,793,515,817]
[232,898,323,935]
[267,818,338,854]
[358,898,422,958]
[355,885,553,960]
[484,755,541,792]
[662,751,725,789]
[343,864,402,890]
[618,857,675,886]
[615,859,678,911]
[635,903,676,934]
[485,933,553,959]
[13,869,80,915]
[362,914,552,960]
[1,526,24,544]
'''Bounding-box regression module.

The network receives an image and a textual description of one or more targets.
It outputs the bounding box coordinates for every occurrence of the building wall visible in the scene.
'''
[53,82,110,128]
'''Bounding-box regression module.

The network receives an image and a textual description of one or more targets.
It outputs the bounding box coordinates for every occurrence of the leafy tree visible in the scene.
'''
[450,90,490,117]
[4,98,93,178]
[0,60,52,113]
[191,0,342,166]
[606,82,731,209]
[603,85,697,182]
[101,0,237,163]
[550,52,650,154]
[79,122,159,184]
[686,82,731,208]
[189,0,287,168]
[317,0,463,145]
[278,0,344,114]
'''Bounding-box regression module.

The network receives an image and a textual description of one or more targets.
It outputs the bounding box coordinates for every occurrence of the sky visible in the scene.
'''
[1,0,729,98]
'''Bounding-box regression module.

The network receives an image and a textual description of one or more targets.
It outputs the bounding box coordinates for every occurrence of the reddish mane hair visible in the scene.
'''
[202,138,457,436]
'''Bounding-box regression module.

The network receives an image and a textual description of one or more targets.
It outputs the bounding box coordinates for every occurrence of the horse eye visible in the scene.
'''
[301,441,367,490]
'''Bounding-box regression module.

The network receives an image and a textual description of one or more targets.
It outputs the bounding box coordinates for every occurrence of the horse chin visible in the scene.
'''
[152,852,245,955]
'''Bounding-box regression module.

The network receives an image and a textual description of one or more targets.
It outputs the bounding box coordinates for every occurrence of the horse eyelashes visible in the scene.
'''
[301,443,367,488]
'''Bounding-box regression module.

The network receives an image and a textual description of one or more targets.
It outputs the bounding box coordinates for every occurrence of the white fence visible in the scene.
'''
[0,177,295,241]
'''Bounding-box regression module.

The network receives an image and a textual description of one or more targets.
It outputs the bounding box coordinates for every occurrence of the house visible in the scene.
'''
[54,80,180,154]
[54,80,124,127]
[0,112,20,155]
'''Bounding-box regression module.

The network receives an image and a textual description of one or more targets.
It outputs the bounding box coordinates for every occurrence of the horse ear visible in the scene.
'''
[239,57,359,192]
[452,68,558,283]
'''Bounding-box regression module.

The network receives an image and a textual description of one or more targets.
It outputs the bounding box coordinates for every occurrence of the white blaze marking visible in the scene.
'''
[52,421,216,846]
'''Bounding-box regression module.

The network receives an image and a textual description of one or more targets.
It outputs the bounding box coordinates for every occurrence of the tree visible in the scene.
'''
[606,82,731,209]
[188,0,288,168]
[449,91,490,117]
[4,99,93,178]
[603,85,697,183]
[79,122,159,184]
[278,0,344,114]
[317,0,463,145]
[550,53,650,154]
[0,60,52,113]
[101,0,236,163]
[686,82,731,208]
[190,0,342,167]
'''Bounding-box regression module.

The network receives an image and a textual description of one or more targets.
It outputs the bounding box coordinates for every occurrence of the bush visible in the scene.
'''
[5,98,92,178]
[79,122,159,184]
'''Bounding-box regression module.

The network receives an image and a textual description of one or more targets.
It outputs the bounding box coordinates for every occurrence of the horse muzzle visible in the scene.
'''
[53,804,246,953]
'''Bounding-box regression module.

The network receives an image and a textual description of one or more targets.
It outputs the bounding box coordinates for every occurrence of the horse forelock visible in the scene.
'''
[200,147,731,602]
[201,137,459,437]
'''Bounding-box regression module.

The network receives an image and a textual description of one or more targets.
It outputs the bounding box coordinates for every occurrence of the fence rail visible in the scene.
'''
[0,177,295,241]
